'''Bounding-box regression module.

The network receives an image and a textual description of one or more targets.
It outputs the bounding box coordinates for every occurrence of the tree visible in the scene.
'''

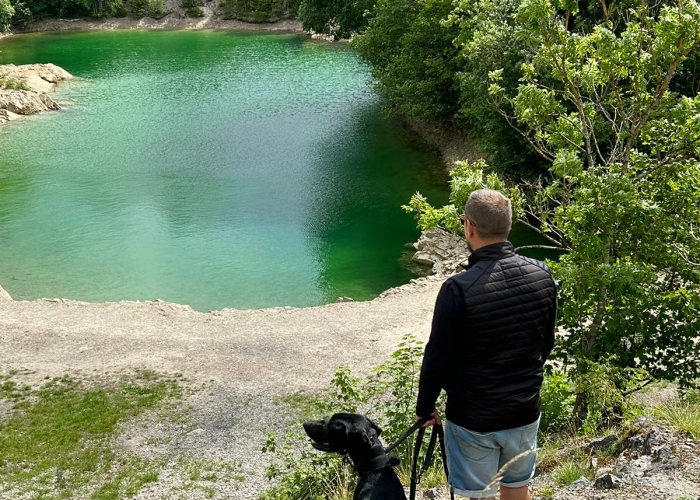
[353,0,461,118]
[407,0,700,425]
[0,0,14,31]
[297,0,374,39]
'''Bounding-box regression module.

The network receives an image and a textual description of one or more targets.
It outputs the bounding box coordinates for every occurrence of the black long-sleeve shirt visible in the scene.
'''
[415,242,557,432]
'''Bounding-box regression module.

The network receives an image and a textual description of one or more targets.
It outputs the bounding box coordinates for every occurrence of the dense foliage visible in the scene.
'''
[405,0,700,425]
[297,0,372,39]
[219,0,302,21]
[0,0,301,29]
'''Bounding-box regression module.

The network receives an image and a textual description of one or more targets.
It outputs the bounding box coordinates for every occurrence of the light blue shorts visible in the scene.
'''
[444,417,539,498]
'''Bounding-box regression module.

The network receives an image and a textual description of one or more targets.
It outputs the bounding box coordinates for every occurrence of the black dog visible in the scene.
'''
[303,413,407,500]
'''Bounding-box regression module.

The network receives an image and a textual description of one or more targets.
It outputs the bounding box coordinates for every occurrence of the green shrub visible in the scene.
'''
[130,0,145,17]
[0,0,14,31]
[573,362,646,435]
[146,0,163,17]
[181,0,203,17]
[540,372,575,433]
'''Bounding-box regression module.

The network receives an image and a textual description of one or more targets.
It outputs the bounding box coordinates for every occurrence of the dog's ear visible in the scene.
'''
[367,418,382,437]
[347,428,372,450]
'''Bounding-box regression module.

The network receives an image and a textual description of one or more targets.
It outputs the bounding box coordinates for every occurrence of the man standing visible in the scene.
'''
[415,189,557,500]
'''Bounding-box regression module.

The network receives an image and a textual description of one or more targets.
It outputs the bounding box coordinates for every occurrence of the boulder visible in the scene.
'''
[584,434,618,453]
[594,474,623,489]
[412,228,470,275]
[567,477,592,489]
[0,63,73,93]
[0,89,60,116]
[0,284,11,301]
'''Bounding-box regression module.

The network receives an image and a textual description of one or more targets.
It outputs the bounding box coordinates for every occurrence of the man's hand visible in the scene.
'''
[415,410,442,428]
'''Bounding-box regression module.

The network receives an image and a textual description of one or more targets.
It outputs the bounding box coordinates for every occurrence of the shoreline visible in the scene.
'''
[4,16,304,37]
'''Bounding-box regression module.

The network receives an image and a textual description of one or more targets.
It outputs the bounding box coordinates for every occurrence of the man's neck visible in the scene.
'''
[469,238,508,252]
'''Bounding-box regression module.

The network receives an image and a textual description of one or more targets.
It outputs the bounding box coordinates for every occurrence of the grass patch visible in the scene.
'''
[175,455,245,497]
[0,371,183,498]
[275,391,322,420]
[552,456,594,486]
[0,76,30,91]
[534,486,554,499]
[655,399,700,438]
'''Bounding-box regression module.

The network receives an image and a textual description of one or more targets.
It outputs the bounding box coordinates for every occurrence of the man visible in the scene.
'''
[415,189,557,500]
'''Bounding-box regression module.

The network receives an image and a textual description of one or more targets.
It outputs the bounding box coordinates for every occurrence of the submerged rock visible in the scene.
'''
[0,284,12,301]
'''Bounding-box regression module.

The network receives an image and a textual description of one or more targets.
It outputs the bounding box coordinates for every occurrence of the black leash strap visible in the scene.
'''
[384,418,428,455]
[383,419,454,500]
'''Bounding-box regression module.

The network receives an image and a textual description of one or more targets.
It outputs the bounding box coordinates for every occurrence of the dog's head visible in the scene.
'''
[303,413,383,455]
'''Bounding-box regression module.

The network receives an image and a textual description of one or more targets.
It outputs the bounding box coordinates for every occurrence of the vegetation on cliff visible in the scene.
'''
[0,0,303,29]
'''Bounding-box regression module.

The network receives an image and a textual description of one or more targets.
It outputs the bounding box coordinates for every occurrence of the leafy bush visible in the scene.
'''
[146,0,162,16]
[0,0,14,31]
[261,335,446,499]
[402,159,523,235]
[219,0,290,21]
[181,0,203,17]
[572,362,646,435]
[539,372,574,434]
[130,0,145,16]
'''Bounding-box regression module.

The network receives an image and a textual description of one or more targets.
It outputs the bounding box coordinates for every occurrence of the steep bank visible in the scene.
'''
[401,116,486,170]
[0,63,73,125]
[21,16,303,33]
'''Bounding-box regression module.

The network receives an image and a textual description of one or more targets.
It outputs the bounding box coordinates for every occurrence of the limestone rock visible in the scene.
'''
[584,434,618,453]
[412,228,470,275]
[1,63,73,93]
[568,477,592,489]
[0,284,11,301]
[0,63,73,125]
[0,108,21,124]
[594,474,623,489]
[0,89,60,115]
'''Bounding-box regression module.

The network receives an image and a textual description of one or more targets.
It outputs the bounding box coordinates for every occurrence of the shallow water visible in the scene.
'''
[0,30,450,310]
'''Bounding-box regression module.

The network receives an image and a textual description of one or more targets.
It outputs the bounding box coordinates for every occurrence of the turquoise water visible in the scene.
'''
[0,30,450,310]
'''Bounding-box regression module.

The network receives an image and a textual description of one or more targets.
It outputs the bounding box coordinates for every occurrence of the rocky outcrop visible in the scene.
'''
[0,63,73,125]
[412,228,470,276]
[0,284,12,301]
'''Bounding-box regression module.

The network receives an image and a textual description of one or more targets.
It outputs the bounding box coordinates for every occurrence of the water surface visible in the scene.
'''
[0,30,450,310]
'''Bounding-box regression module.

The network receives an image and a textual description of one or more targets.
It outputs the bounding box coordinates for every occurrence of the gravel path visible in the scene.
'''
[0,277,443,498]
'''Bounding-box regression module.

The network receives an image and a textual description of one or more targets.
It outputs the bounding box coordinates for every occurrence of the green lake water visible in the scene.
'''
[0,30,452,310]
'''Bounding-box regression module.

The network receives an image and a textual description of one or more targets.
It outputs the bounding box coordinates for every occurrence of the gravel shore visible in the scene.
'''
[0,276,443,498]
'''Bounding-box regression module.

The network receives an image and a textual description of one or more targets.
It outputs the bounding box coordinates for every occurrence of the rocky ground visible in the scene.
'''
[0,63,73,125]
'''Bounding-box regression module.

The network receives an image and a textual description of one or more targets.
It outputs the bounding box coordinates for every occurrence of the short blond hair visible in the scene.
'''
[464,189,512,239]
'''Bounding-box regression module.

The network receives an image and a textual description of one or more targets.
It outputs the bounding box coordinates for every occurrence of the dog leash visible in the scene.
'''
[384,419,455,500]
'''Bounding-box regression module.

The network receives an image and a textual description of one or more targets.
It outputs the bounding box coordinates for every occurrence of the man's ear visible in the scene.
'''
[367,418,382,437]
